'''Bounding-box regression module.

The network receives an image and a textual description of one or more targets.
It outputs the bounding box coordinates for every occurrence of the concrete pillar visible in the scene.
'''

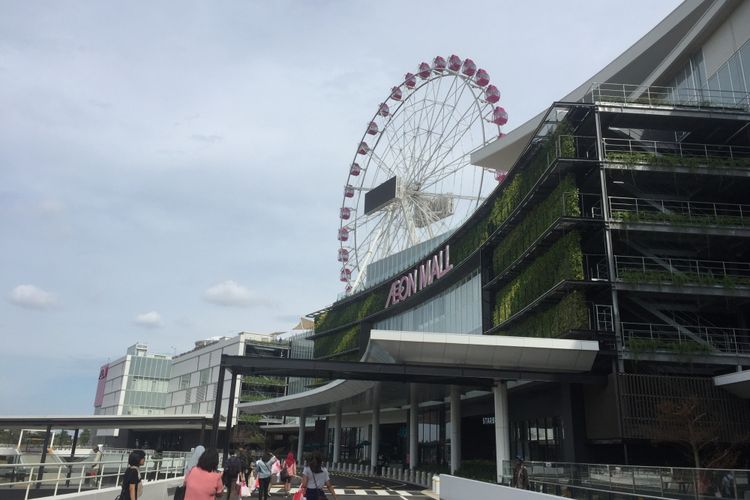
[333,403,342,464]
[409,383,418,471]
[297,409,305,462]
[370,384,381,470]
[449,385,461,474]
[493,381,509,484]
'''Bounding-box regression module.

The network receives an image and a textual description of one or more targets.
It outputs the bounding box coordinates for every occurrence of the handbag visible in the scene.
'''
[311,472,327,500]
[174,485,186,500]
[280,463,290,481]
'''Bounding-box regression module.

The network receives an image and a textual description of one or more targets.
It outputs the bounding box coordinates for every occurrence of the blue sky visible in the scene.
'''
[0,0,682,414]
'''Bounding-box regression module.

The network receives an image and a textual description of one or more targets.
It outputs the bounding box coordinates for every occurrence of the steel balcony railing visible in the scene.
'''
[621,321,750,356]
[502,460,749,499]
[609,196,750,227]
[0,453,189,499]
[602,137,750,166]
[615,254,750,287]
[585,82,750,111]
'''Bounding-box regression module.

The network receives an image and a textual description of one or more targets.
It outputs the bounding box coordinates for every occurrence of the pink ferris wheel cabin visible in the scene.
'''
[485,85,501,103]
[404,72,416,89]
[337,248,349,263]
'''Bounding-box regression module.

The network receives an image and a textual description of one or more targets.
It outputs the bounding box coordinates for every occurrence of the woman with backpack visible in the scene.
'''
[221,453,245,500]
[280,451,296,497]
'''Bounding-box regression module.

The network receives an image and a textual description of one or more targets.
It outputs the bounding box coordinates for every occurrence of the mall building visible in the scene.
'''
[93,326,313,449]
[237,0,750,481]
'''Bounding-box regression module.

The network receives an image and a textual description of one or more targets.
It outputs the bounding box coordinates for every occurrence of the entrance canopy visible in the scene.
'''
[234,331,600,416]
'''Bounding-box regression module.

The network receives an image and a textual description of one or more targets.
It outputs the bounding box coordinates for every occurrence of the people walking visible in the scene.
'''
[222,451,245,500]
[119,451,144,500]
[280,451,296,497]
[300,452,337,500]
[86,445,102,486]
[511,455,529,490]
[255,451,278,500]
[184,446,206,477]
[184,449,224,500]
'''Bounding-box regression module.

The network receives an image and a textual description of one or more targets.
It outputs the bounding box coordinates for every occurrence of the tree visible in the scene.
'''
[652,396,745,469]
[79,429,91,447]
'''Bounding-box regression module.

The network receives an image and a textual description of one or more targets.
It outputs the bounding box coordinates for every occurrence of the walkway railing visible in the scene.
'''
[0,454,187,499]
[621,321,750,356]
[602,137,750,168]
[505,460,749,499]
[614,254,750,287]
[609,196,750,227]
[585,82,750,111]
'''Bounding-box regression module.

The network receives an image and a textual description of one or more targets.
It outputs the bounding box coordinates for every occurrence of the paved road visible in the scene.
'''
[266,473,433,498]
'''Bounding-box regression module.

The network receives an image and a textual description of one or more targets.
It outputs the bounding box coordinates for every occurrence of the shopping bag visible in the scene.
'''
[239,481,251,497]
[292,489,304,500]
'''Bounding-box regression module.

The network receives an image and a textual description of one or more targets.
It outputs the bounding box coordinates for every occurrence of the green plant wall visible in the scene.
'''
[314,287,388,333]
[496,290,589,337]
[492,231,584,326]
[492,174,581,276]
[314,325,359,359]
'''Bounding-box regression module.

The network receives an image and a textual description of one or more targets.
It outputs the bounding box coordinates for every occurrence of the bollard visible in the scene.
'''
[432,475,440,495]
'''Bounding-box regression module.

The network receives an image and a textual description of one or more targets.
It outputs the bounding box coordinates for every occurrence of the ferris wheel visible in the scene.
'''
[337,55,509,293]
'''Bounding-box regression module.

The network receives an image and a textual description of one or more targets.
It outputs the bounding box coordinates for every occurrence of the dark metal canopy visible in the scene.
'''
[219,354,602,386]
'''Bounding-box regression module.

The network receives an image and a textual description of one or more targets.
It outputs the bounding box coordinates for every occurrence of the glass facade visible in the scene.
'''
[123,355,172,415]
[667,39,750,101]
[418,404,449,466]
[510,416,563,462]
[365,231,452,287]
[374,269,481,334]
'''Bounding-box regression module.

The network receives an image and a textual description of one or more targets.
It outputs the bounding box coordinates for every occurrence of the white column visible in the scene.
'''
[493,381,509,484]
[409,383,418,471]
[333,403,342,464]
[449,385,461,474]
[297,409,305,462]
[370,383,381,471]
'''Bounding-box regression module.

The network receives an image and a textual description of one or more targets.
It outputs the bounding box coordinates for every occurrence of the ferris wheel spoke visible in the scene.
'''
[407,76,459,185]
[413,75,458,180]
[414,99,482,184]
[409,80,472,184]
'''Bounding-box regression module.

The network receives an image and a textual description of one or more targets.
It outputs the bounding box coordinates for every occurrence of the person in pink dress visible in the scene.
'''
[185,449,224,500]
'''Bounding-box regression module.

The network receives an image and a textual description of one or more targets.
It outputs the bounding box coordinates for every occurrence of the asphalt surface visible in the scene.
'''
[265,473,434,499]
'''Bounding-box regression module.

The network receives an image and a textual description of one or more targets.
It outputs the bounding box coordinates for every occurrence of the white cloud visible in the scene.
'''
[134,311,163,328]
[203,280,271,308]
[8,284,58,310]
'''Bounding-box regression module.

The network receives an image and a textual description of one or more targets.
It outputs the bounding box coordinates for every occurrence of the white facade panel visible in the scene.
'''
[702,1,750,75]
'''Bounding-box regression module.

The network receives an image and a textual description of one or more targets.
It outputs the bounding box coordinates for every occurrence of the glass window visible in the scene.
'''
[740,42,750,93]
[728,53,745,95]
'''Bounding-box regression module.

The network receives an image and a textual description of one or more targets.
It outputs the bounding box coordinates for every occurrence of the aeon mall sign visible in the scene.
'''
[385,245,454,308]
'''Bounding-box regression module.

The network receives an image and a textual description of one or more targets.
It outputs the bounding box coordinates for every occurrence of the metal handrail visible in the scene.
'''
[609,196,750,226]
[0,456,187,499]
[586,82,750,111]
[621,321,750,355]
[602,136,750,163]
[504,460,746,499]
[615,254,750,283]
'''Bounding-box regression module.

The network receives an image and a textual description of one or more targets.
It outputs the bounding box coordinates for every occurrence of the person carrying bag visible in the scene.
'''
[299,453,337,500]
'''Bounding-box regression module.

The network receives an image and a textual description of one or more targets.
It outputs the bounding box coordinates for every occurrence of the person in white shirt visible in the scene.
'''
[300,453,337,500]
